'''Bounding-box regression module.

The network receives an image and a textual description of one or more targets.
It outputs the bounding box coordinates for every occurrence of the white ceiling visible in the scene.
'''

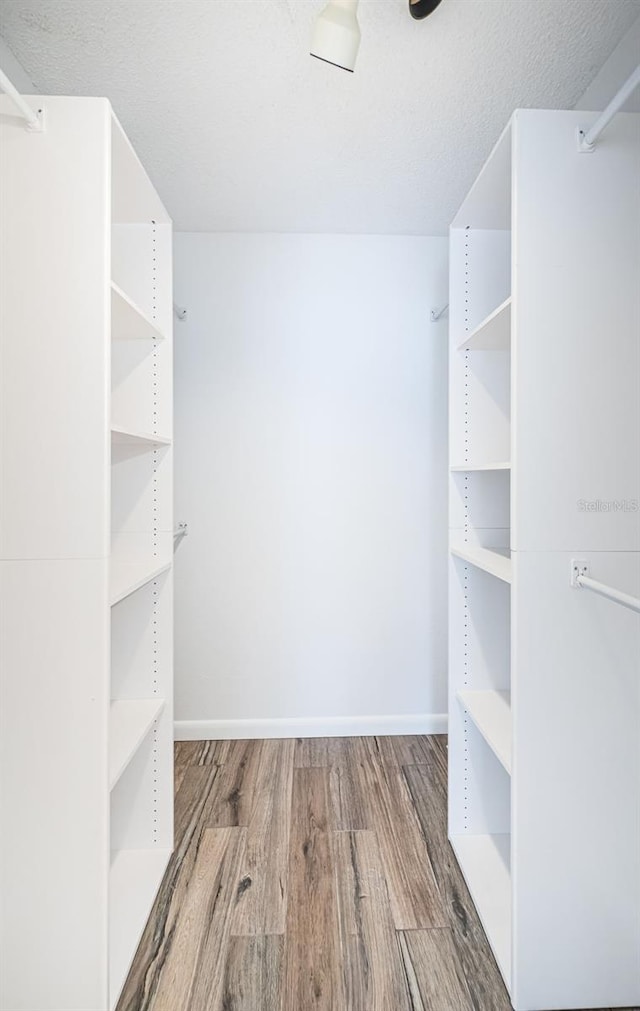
[1,0,639,234]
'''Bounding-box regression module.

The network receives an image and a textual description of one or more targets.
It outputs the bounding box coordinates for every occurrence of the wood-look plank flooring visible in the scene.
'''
[116,735,617,1011]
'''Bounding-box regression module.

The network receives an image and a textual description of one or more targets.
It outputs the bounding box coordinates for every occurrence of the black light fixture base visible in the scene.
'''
[409,0,443,20]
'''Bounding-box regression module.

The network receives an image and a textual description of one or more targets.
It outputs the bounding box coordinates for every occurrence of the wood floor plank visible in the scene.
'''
[193,737,234,765]
[431,733,448,755]
[174,740,201,766]
[205,739,262,827]
[173,740,234,796]
[232,739,295,936]
[334,830,411,1011]
[357,758,447,930]
[176,738,234,767]
[398,929,474,1011]
[293,737,367,828]
[116,766,221,1011]
[329,753,368,830]
[281,768,345,1010]
[218,935,283,1011]
[423,733,448,781]
[294,736,352,768]
[402,763,513,1011]
[173,741,193,795]
[390,735,434,766]
[150,828,246,1011]
[356,735,399,767]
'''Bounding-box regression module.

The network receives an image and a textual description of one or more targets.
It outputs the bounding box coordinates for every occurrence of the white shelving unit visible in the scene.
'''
[109,846,173,1006]
[448,109,640,1011]
[457,296,511,351]
[450,544,512,584]
[111,426,172,447]
[110,559,173,606]
[450,833,512,984]
[456,690,511,773]
[110,699,166,788]
[0,96,174,1011]
[111,281,165,342]
[450,462,510,472]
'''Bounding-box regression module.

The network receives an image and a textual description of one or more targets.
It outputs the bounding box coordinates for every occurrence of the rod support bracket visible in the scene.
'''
[431,303,449,322]
[24,107,45,133]
[570,558,590,587]
[577,128,594,154]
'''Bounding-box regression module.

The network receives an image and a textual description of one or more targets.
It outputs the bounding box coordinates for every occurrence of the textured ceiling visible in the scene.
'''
[1,0,639,233]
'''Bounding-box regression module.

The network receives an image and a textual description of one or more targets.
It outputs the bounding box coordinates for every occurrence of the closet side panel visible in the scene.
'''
[511,549,640,1010]
[512,108,640,553]
[0,96,110,560]
[0,561,110,1011]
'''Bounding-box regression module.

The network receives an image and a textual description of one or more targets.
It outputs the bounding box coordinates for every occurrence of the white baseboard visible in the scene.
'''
[174,712,448,741]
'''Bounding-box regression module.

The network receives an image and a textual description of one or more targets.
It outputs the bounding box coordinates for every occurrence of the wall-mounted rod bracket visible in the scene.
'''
[577,64,640,152]
[0,68,44,132]
[173,303,187,321]
[571,558,640,614]
[431,303,449,322]
[174,522,188,551]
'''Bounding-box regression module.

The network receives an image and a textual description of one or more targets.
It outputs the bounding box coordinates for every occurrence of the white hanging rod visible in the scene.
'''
[0,67,43,132]
[576,574,640,614]
[579,64,640,152]
[571,560,640,614]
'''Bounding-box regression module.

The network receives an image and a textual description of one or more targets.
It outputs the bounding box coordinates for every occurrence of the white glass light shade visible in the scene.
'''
[310,0,361,73]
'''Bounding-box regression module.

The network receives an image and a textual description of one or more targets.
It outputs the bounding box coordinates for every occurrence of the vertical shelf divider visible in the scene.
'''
[448,108,640,1011]
[0,95,174,1011]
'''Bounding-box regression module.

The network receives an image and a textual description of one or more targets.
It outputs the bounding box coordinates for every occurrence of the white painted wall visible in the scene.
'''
[173,233,449,738]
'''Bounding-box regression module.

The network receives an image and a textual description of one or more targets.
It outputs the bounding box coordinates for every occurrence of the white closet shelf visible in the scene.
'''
[450,834,511,989]
[458,296,511,351]
[109,846,171,1010]
[450,544,512,584]
[457,690,512,774]
[111,282,165,343]
[110,558,172,606]
[109,698,165,789]
[450,462,510,472]
[111,426,172,447]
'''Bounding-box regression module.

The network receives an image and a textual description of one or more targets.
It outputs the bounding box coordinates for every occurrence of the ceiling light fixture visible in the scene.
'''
[310,0,361,74]
[310,0,443,73]
[409,0,443,20]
